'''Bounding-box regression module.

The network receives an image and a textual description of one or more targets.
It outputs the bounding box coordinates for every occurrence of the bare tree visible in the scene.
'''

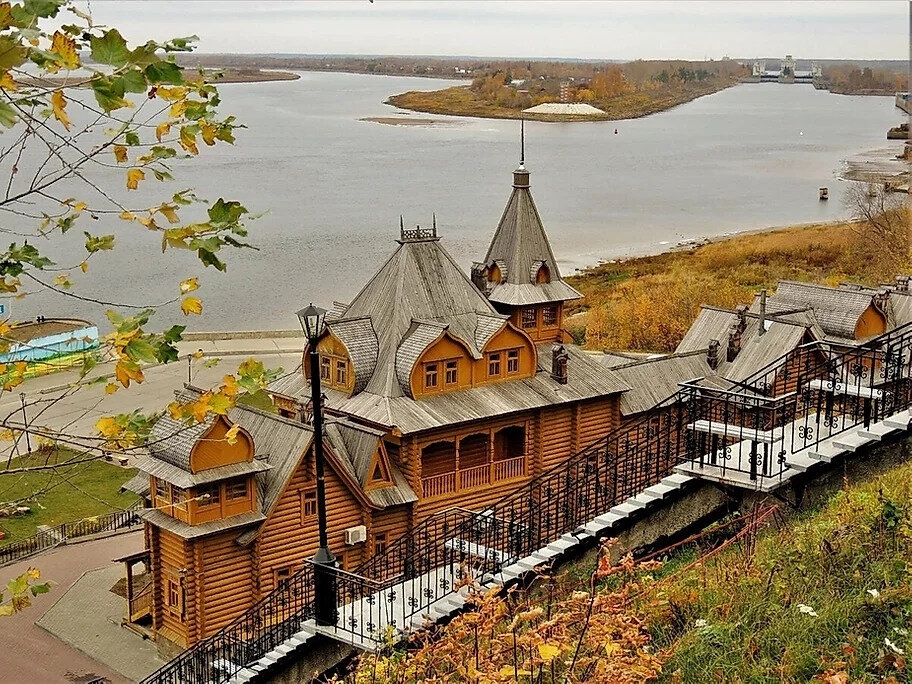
[843,182,911,275]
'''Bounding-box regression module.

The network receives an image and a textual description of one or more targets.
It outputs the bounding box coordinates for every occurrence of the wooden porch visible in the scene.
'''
[420,425,527,499]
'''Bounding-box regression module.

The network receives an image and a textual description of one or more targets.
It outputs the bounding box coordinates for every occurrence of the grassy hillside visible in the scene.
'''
[566,218,906,353]
[348,458,912,682]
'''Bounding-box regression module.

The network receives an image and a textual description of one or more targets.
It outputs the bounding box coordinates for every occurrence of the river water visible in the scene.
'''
[15,71,903,330]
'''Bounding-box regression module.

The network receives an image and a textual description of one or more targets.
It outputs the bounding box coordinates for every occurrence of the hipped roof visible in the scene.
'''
[483,167,582,306]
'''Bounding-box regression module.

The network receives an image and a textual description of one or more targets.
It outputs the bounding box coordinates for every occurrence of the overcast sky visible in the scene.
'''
[86,1,909,61]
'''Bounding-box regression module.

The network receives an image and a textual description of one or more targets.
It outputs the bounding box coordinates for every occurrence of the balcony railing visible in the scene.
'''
[422,457,527,498]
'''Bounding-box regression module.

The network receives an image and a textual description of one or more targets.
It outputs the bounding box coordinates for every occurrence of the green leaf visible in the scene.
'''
[29,582,50,596]
[197,248,226,271]
[6,574,27,597]
[162,324,185,343]
[117,69,148,94]
[90,29,130,67]
[0,101,18,128]
[124,339,158,363]
[238,389,276,413]
[124,130,140,146]
[90,76,130,112]
[0,36,28,71]
[84,232,115,253]
[207,198,247,226]
[145,60,184,85]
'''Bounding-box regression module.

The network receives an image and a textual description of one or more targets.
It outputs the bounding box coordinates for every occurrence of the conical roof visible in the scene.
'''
[482,166,582,306]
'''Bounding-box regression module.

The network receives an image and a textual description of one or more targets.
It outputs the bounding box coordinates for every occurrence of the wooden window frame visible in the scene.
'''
[301,487,317,521]
[198,482,220,508]
[166,577,184,617]
[319,356,331,381]
[487,352,502,377]
[274,566,293,587]
[424,362,439,390]
[225,478,248,501]
[444,359,458,386]
[153,478,169,503]
[374,532,388,556]
[506,349,520,374]
[542,305,559,327]
[335,359,348,386]
[521,307,538,329]
[170,484,187,511]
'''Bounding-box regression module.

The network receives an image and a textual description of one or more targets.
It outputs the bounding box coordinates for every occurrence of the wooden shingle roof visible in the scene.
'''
[604,351,714,416]
[482,166,582,306]
[754,281,883,340]
[331,236,508,399]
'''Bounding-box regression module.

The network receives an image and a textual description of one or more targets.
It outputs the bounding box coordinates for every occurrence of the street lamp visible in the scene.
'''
[296,304,337,626]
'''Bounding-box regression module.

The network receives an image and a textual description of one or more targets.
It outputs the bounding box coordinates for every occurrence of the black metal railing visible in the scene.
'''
[142,322,912,684]
[0,502,143,567]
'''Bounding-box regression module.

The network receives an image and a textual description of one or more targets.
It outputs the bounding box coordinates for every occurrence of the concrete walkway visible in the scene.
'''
[37,564,164,682]
[0,532,143,683]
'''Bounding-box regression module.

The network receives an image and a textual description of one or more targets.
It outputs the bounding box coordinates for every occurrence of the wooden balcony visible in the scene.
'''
[421,456,526,499]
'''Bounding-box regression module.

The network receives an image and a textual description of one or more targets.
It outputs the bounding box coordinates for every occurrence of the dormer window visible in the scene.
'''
[535,263,551,284]
[226,478,248,500]
[335,360,347,385]
[424,362,439,389]
[507,349,520,374]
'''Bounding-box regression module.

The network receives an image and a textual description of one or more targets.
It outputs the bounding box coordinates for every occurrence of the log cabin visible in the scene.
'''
[124,160,633,652]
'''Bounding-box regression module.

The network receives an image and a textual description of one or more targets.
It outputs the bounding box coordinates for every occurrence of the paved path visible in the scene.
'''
[0,532,143,683]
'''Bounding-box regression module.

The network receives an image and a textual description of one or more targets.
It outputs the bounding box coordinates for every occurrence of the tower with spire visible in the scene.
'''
[471,122,582,343]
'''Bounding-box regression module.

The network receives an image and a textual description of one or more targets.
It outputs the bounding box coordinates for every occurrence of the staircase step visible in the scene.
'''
[786,453,818,473]
[662,472,692,487]
[592,512,622,528]
[531,549,557,562]
[546,538,575,553]
[610,501,641,517]
[859,422,898,440]
[833,432,873,452]
[808,442,842,463]
[883,412,912,430]
[630,493,655,507]
[643,482,678,499]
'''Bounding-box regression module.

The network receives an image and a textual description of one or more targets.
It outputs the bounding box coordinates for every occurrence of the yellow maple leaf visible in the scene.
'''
[126,168,145,190]
[168,401,183,420]
[51,90,70,131]
[0,70,17,91]
[119,211,136,221]
[13,361,26,375]
[181,296,202,316]
[199,120,217,146]
[113,145,128,164]
[26,568,40,580]
[221,374,240,396]
[224,423,240,445]
[155,121,172,142]
[50,30,79,70]
[115,360,145,388]
[169,101,186,118]
[73,201,86,212]
[192,394,211,422]
[179,277,199,294]
[104,382,118,395]
[158,205,179,223]
[538,643,561,661]
[179,127,198,155]
[95,416,120,437]
[157,86,187,102]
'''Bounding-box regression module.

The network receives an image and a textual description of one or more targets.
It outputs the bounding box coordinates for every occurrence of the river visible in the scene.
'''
[14,71,903,330]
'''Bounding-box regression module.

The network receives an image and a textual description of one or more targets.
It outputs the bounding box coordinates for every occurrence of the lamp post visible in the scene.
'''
[296,303,338,626]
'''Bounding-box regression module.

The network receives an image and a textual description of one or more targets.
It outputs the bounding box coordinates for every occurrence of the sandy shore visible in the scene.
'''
[360,116,450,126]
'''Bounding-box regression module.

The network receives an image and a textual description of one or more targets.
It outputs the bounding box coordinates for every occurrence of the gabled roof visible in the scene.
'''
[146,389,217,471]
[753,281,884,340]
[482,165,582,306]
[331,235,508,398]
[676,306,821,382]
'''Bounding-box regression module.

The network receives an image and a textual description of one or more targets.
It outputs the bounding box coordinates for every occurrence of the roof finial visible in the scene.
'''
[519,118,525,169]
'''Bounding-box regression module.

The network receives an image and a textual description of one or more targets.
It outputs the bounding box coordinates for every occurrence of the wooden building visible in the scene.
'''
[125,161,631,651]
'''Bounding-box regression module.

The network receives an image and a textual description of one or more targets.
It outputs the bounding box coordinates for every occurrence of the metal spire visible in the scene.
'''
[519,118,525,169]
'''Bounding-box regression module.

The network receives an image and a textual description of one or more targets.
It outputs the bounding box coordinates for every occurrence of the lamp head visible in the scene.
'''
[296,303,327,341]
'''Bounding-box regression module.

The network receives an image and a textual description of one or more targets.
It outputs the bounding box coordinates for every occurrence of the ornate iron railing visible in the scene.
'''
[0,502,143,567]
[142,322,912,684]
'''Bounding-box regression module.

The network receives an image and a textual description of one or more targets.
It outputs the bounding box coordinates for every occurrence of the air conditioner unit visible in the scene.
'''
[344,525,367,545]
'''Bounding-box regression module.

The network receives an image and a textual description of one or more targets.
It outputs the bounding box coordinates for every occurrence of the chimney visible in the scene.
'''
[727,306,748,362]
[551,344,569,384]
[707,338,721,370]
[758,289,767,337]
[896,275,910,292]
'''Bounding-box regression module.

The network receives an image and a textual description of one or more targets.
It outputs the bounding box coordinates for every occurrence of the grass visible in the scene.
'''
[0,446,138,543]
[565,219,906,353]
[645,462,912,682]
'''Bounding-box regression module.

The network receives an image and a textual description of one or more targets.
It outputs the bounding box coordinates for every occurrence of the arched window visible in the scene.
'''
[488,263,502,283]
[535,263,551,284]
